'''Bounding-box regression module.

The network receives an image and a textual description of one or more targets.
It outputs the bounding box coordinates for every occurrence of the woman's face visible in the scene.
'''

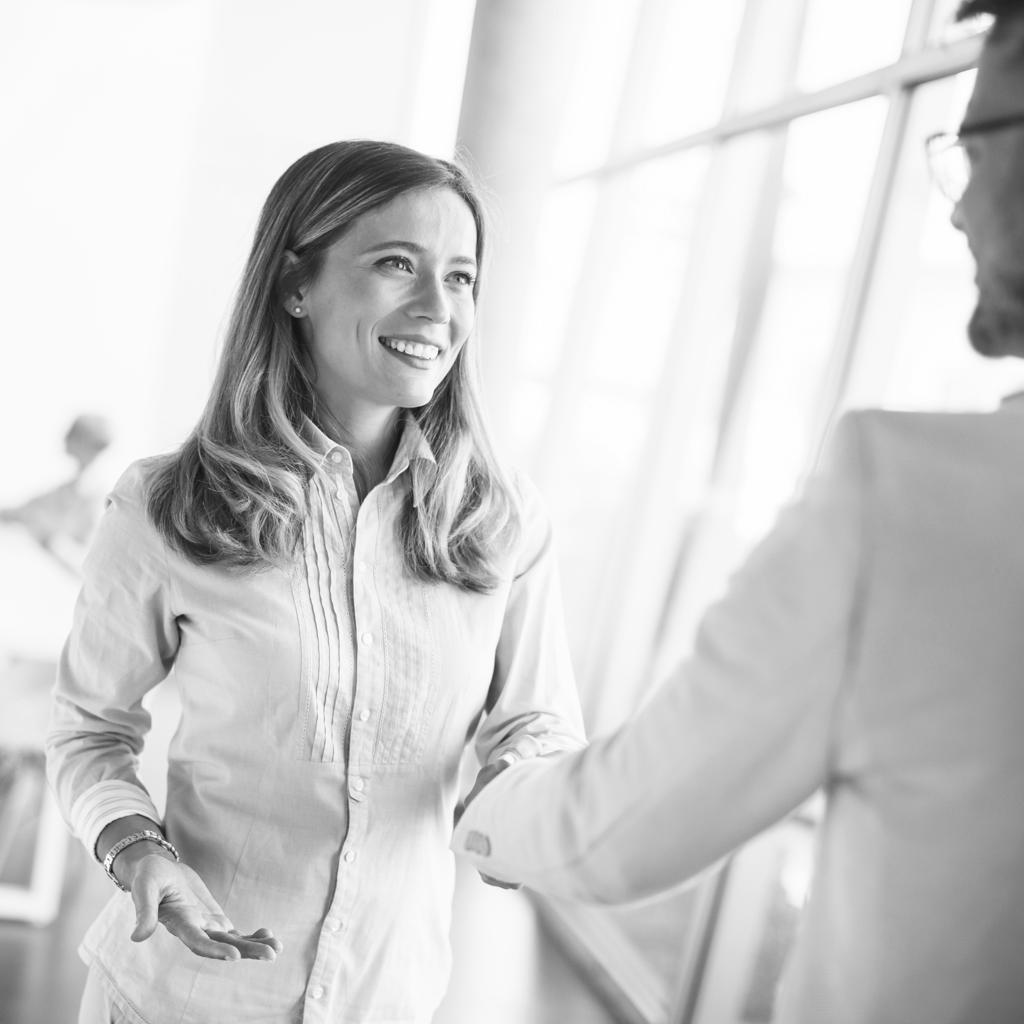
[295,186,478,425]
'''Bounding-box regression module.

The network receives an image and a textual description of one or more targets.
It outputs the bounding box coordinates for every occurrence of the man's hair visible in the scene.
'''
[958,1,1022,21]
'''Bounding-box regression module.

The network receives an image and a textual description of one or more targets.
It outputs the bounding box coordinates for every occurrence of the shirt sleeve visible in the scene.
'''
[45,462,180,858]
[453,414,867,901]
[472,473,587,770]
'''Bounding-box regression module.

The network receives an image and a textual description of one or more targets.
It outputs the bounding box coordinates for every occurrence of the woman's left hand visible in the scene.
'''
[126,852,284,961]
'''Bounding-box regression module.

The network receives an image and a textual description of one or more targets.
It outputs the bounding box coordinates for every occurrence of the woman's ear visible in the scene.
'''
[281,250,306,318]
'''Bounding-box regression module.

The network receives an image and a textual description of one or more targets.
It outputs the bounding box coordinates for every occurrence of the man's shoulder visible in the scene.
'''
[834,406,1024,508]
[839,404,992,431]
[837,405,1020,456]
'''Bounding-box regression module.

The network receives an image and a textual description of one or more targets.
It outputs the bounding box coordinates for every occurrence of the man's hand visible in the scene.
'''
[121,849,283,962]
[457,759,521,891]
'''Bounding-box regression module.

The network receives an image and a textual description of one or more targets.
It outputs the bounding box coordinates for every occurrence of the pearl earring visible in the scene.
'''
[293,306,302,315]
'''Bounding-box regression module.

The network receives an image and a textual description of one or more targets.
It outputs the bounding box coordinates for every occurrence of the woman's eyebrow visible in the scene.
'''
[362,240,477,267]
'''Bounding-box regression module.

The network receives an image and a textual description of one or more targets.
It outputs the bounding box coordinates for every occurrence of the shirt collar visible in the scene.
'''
[298,413,438,485]
[299,416,352,471]
[384,413,438,488]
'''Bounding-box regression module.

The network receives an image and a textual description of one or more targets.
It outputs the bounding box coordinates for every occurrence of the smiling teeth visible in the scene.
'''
[382,337,439,360]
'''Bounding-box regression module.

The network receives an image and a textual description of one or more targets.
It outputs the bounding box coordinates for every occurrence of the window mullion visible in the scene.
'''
[806,85,914,469]
[557,32,982,189]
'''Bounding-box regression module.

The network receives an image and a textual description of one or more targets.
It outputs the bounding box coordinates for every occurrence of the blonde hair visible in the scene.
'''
[147,140,519,593]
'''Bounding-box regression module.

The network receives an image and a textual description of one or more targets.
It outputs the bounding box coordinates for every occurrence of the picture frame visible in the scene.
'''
[0,748,68,926]
[0,649,70,929]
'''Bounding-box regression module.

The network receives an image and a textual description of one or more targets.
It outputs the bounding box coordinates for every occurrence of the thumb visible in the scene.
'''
[130,874,160,943]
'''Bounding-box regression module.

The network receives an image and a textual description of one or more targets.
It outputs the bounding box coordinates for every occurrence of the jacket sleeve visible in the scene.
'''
[45,462,180,858]
[453,414,867,901]
[472,473,587,770]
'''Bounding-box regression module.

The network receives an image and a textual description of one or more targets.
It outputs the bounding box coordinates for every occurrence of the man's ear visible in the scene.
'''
[281,250,306,318]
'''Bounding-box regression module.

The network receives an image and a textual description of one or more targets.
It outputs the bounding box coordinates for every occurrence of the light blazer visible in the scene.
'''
[453,398,1024,1024]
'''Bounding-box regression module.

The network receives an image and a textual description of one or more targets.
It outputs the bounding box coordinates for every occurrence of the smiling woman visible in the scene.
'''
[45,139,586,1024]
[147,141,516,594]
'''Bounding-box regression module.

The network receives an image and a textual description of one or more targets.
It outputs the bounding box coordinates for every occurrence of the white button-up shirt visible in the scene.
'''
[46,415,585,1024]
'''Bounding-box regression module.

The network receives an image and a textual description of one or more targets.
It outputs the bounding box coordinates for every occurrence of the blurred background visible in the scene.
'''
[1,1,1021,1022]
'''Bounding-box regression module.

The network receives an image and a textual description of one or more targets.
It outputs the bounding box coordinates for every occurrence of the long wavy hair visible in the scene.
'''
[147,140,520,592]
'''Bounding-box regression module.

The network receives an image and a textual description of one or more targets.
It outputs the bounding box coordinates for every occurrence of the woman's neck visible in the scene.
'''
[318,402,403,494]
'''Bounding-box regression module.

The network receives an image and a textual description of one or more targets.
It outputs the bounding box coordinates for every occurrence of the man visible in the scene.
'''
[452,3,1024,1022]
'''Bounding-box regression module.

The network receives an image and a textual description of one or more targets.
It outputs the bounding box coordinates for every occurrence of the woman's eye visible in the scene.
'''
[379,255,413,272]
[449,271,477,288]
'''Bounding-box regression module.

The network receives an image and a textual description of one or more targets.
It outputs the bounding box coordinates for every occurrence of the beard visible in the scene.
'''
[967,272,1024,357]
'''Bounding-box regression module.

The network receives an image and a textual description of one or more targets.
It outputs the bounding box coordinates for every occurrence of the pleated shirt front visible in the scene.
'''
[46,417,585,1024]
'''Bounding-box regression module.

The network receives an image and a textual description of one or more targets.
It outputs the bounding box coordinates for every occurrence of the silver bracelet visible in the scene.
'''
[102,829,180,892]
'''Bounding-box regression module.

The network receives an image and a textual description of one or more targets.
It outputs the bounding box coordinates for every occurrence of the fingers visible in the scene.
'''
[160,912,244,961]
[159,907,285,962]
[206,928,283,961]
[251,927,285,954]
[163,922,282,962]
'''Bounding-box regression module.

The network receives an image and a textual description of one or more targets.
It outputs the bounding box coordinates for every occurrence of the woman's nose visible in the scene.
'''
[410,276,451,324]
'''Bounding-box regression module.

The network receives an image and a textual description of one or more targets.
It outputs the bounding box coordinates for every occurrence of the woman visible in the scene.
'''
[46,140,585,1024]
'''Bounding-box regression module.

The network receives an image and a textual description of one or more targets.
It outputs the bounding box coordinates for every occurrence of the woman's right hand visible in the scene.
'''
[119,848,283,962]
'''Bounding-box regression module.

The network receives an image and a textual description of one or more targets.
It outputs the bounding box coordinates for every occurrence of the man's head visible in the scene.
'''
[952,2,1024,356]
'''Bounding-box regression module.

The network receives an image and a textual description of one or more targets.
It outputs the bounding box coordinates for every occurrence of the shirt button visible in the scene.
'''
[351,777,365,792]
[336,488,345,500]
[360,632,373,646]
[310,985,325,999]
[357,708,370,722]
[344,849,357,863]
[325,917,342,933]
[329,451,342,464]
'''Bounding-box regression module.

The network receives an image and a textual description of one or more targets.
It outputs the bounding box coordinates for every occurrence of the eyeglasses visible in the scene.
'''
[926,111,1024,203]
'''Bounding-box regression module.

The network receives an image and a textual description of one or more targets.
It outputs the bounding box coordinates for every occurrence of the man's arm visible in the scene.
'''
[452,415,867,902]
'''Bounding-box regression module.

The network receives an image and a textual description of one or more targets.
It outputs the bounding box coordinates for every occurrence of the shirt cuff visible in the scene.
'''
[69,780,163,861]
[453,758,548,877]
